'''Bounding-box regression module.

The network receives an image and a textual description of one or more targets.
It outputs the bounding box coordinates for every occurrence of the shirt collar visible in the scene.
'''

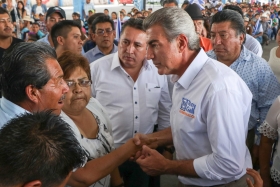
[92,44,118,57]
[110,51,152,71]
[171,49,208,90]
[207,46,249,66]
[1,97,29,118]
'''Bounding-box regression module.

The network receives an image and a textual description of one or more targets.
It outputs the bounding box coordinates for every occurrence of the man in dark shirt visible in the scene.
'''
[0,7,23,60]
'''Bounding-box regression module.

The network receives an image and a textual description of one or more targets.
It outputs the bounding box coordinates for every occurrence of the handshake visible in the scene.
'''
[123,127,174,176]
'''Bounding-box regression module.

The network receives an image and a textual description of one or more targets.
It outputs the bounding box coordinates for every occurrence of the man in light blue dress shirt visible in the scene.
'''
[0,42,69,128]
[85,15,118,63]
[207,10,280,168]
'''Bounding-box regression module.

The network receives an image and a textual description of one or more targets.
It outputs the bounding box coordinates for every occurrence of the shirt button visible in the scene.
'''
[135,116,138,119]
[134,87,136,90]
[135,101,137,104]
[134,131,137,133]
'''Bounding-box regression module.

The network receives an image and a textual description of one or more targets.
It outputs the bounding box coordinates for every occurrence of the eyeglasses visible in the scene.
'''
[95,29,114,36]
[65,79,92,89]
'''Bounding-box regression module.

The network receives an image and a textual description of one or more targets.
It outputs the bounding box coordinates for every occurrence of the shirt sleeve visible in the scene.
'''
[90,62,97,98]
[258,96,280,140]
[193,87,251,180]
[256,60,280,144]
[157,75,172,131]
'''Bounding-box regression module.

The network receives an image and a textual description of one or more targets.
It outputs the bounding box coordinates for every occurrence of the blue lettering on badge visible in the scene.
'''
[180,98,196,115]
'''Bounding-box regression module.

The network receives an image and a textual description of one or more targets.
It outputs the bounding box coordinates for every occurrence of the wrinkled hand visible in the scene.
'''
[246,168,263,187]
[136,145,168,176]
[130,133,157,161]
[133,133,158,149]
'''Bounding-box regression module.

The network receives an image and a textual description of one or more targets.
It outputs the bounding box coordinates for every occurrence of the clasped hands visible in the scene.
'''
[130,133,170,176]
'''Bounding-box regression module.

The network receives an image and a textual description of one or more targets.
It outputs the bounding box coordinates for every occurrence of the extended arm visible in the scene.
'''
[67,139,139,187]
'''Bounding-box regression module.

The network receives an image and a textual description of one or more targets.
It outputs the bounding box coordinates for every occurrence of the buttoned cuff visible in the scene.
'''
[193,155,222,181]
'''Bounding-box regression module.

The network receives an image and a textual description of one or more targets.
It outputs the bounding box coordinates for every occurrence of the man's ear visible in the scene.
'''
[25,85,39,104]
[177,33,188,53]
[91,33,96,41]
[23,180,42,187]
[56,36,64,46]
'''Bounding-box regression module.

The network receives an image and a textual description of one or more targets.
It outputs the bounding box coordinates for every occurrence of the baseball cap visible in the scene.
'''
[244,17,249,22]
[73,11,80,16]
[46,6,66,20]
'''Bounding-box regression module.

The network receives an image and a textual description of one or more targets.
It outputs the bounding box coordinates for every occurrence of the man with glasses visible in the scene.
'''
[84,15,118,63]
[50,20,83,58]
[37,6,66,47]
[90,18,172,187]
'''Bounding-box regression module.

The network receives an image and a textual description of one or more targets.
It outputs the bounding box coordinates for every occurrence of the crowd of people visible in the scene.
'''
[1,0,280,186]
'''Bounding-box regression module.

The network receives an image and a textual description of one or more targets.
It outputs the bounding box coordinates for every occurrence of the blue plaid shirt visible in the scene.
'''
[207,46,280,144]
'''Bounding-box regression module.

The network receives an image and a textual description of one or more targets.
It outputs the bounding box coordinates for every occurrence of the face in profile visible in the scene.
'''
[61,27,83,54]
[276,29,280,46]
[36,59,69,115]
[146,24,181,75]
[62,67,91,114]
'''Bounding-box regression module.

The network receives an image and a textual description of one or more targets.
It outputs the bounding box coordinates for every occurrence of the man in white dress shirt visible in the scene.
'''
[134,8,253,186]
[90,18,172,187]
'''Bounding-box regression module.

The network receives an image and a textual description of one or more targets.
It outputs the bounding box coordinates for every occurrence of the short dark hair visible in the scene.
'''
[120,18,144,36]
[58,51,91,80]
[211,9,245,36]
[162,0,178,6]
[0,111,87,187]
[91,15,114,33]
[88,13,105,27]
[0,42,56,103]
[223,5,243,17]
[32,22,40,27]
[0,7,9,15]
[50,20,81,48]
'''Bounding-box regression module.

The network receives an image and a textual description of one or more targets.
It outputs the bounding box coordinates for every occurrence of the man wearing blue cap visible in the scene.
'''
[37,6,66,47]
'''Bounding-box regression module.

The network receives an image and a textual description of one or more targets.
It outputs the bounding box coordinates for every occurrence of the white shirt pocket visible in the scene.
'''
[145,83,161,108]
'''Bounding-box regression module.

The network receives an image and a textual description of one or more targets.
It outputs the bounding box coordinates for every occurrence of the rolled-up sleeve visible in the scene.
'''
[194,88,251,180]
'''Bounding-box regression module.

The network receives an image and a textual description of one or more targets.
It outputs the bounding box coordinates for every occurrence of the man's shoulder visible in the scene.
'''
[244,34,263,56]
[0,98,20,129]
[12,37,24,44]
[206,50,216,59]
[237,47,270,73]
[90,53,116,70]
[37,34,49,44]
